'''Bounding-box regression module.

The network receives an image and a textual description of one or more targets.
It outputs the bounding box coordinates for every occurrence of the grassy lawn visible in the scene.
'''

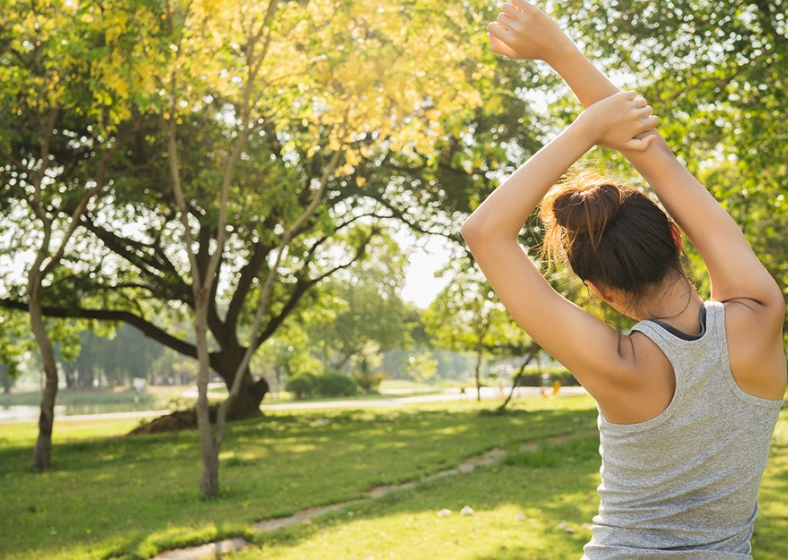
[0,395,785,559]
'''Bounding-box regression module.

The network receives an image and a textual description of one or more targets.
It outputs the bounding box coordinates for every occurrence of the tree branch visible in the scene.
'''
[0,297,198,359]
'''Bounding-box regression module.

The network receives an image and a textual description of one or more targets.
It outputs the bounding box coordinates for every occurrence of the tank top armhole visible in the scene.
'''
[601,322,684,433]
[712,301,786,410]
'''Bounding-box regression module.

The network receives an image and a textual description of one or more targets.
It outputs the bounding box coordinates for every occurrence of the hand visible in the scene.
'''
[487,0,572,63]
[579,91,659,152]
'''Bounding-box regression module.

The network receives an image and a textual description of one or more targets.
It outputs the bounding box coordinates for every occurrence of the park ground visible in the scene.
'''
[0,393,786,559]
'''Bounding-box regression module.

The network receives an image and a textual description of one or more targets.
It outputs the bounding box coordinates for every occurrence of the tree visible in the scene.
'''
[406,351,439,388]
[62,325,165,388]
[0,309,32,394]
[1,0,516,422]
[551,0,788,319]
[122,0,503,497]
[306,231,412,371]
[425,258,536,401]
[0,0,144,469]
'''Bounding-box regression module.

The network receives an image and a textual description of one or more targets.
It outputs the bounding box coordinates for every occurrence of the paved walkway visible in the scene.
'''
[260,386,586,411]
[0,386,586,424]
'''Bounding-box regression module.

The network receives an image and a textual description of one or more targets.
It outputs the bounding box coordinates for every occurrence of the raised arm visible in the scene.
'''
[461,92,657,398]
[488,0,784,314]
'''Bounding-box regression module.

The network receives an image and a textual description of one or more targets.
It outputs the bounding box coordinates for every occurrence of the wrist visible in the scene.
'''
[566,114,599,153]
[544,37,583,72]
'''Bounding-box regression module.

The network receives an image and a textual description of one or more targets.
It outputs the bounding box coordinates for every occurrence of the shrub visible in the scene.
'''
[513,370,580,387]
[285,373,316,400]
[353,372,385,394]
[314,371,358,397]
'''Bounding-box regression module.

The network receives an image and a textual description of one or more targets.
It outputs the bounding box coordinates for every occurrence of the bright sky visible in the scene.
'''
[397,231,455,309]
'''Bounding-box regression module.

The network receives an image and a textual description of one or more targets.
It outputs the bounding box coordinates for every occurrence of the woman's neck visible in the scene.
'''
[638,275,704,334]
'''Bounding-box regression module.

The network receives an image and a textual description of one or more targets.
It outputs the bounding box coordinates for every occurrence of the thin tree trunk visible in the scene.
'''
[30,270,58,470]
[496,347,538,413]
[21,107,122,470]
[195,299,220,498]
[474,341,483,402]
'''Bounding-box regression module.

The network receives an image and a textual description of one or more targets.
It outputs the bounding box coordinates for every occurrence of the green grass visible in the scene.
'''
[236,408,788,560]
[238,435,603,560]
[0,396,785,559]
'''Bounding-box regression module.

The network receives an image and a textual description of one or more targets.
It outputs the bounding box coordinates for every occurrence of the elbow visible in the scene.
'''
[761,280,786,315]
[460,215,490,250]
[462,214,518,255]
[460,217,480,244]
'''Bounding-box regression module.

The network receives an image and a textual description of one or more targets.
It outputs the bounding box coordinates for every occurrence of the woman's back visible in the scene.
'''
[466,3,786,557]
[584,301,783,559]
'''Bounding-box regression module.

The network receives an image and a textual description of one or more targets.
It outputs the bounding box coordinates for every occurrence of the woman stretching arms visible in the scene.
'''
[462,1,787,558]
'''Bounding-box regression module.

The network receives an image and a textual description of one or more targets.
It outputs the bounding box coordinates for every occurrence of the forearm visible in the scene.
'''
[548,43,779,304]
[547,46,694,230]
[549,42,619,108]
[547,44,678,179]
[462,119,594,243]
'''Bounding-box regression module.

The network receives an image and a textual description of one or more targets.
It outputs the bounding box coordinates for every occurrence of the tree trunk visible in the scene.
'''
[496,347,539,413]
[81,363,95,389]
[194,300,220,499]
[497,371,524,413]
[64,363,77,389]
[199,441,219,497]
[212,349,268,419]
[29,276,59,471]
[1,366,12,394]
[474,343,483,402]
[227,375,268,419]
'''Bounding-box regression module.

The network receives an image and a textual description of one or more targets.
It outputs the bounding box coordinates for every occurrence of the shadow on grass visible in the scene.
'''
[244,433,603,560]
[0,402,601,559]
[241,418,788,560]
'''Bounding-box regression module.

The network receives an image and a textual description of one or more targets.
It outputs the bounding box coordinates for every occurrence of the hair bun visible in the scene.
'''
[550,182,623,238]
[539,173,683,297]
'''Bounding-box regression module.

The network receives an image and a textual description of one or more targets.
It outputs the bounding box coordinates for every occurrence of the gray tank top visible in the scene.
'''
[583,300,783,559]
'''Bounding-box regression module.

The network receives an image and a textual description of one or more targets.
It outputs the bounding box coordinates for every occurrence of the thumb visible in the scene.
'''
[488,32,504,54]
[487,32,517,58]
[622,134,657,152]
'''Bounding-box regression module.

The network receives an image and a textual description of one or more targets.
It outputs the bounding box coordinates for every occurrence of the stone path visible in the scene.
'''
[152,429,594,560]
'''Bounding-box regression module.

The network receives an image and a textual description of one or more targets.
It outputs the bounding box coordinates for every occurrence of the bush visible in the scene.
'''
[314,371,358,397]
[513,370,580,387]
[285,373,316,400]
[353,372,385,394]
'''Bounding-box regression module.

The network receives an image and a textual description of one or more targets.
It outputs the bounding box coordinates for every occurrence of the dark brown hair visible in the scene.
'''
[540,171,683,303]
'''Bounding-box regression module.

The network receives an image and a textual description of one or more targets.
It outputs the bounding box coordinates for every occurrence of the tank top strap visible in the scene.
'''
[630,300,719,355]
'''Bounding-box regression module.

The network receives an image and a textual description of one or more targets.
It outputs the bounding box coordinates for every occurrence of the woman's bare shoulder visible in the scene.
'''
[592,332,676,424]
[722,298,786,400]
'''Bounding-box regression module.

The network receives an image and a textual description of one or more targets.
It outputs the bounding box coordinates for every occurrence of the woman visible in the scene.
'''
[462,1,787,558]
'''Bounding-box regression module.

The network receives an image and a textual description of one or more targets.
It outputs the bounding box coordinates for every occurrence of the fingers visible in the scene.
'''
[487,32,506,55]
[510,0,536,13]
[624,91,657,122]
[500,4,520,20]
[487,25,518,57]
[624,133,657,152]
[487,21,513,43]
[637,105,654,120]
[496,12,514,28]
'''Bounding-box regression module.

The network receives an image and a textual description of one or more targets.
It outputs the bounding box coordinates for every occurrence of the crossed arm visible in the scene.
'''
[461,87,659,397]
[463,0,785,400]
[487,0,784,315]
